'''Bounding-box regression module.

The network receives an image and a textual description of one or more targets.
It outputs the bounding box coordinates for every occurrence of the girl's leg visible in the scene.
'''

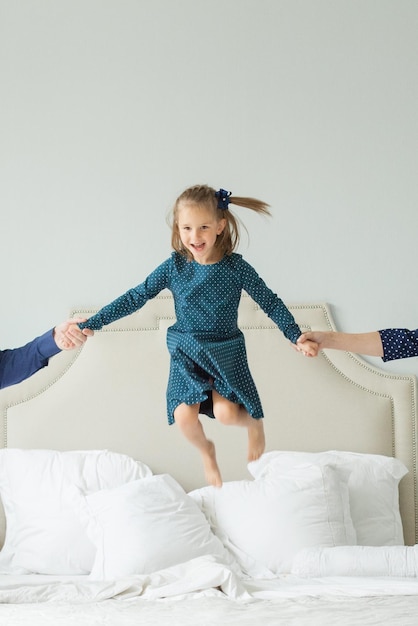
[174,402,222,487]
[212,391,265,462]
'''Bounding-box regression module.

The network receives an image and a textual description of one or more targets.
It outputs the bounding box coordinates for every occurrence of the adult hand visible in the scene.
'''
[295,336,319,357]
[53,318,94,350]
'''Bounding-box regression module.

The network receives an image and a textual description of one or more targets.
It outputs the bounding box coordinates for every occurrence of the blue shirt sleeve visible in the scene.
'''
[239,258,301,343]
[0,329,60,389]
[379,328,418,362]
[78,258,172,331]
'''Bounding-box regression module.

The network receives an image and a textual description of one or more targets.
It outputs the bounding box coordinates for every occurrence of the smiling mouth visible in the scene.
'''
[192,243,205,251]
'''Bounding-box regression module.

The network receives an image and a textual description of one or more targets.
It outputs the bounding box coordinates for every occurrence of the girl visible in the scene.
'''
[79,185,317,486]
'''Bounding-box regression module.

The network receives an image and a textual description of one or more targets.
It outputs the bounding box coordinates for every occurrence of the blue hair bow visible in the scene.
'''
[215,188,232,210]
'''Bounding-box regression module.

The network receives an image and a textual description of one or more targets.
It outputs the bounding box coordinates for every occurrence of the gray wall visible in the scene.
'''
[2,0,418,378]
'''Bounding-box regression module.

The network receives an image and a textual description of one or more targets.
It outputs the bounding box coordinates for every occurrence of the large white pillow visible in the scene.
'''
[189,462,355,577]
[0,448,152,575]
[248,451,408,546]
[83,474,238,580]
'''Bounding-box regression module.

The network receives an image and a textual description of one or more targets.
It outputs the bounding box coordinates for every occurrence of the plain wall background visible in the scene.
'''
[1,0,417,378]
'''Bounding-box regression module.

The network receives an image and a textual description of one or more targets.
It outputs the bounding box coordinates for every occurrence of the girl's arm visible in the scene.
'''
[239,259,317,355]
[78,259,172,331]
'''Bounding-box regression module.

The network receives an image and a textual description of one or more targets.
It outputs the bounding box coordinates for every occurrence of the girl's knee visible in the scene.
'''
[214,403,240,425]
[174,403,199,426]
[212,391,245,425]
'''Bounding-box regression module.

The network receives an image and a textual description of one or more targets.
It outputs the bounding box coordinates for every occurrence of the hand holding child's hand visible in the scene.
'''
[53,318,94,350]
[295,337,319,357]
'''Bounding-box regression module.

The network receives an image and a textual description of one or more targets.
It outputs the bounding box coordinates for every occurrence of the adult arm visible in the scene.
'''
[0,330,59,389]
[379,328,418,361]
[297,330,384,357]
[0,319,92,389]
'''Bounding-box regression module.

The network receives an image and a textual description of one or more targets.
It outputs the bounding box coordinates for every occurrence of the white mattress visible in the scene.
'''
[2,557,418,626]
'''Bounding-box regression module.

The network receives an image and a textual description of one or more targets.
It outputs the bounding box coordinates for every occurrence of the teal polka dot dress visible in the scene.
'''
[79,253,301,425]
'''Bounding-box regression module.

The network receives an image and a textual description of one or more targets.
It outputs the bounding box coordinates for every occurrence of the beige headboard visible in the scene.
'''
[1,293,417,544]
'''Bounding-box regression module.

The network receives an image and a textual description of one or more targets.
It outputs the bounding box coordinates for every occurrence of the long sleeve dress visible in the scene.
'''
[79,253,301,424]
[0,330,60,389]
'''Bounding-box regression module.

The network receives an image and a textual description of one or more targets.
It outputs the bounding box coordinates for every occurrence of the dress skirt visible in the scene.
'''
[166,328,264,425]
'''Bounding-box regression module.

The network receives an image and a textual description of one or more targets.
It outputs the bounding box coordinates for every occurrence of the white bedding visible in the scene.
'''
[1,449,417,626]
[1,557,418,626]
[0,449,417,626]
[3,595,418,626]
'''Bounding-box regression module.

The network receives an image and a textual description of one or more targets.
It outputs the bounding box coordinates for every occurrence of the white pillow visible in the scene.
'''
[291,545,418,578]
[83,474,238,580]
[189,462,354,577]
[0,448,152,575]
[248,451,408,546]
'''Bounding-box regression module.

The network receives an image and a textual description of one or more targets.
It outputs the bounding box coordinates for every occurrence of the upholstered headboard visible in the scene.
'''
[1,293,417,544]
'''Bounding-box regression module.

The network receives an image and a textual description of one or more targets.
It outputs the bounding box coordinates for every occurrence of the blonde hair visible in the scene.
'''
[170,184,270,260]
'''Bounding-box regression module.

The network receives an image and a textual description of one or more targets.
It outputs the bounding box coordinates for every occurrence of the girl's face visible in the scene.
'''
[177,202,226,264]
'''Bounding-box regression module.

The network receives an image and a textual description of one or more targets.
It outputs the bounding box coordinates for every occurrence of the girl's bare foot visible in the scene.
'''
[247,418,265,461]
[202,440,222,487]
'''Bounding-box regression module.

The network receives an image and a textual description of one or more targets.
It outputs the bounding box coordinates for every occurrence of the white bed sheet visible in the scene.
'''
[2,595,418,626]
[1,556,418,626]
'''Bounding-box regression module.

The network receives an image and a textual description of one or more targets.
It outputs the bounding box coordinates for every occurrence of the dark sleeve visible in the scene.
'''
[0,329,60,389]
[379,328,418,362]
[240,258,301,343]
[78,258,172,331]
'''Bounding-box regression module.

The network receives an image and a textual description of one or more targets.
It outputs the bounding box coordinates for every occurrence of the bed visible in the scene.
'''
[1,292,418,625]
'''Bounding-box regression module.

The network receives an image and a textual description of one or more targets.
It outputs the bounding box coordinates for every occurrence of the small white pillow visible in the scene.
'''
[189,463,354,577]
[248,450,408,546]
[0,448,152,575]
[291,545,418,578]
[83,474,238,580]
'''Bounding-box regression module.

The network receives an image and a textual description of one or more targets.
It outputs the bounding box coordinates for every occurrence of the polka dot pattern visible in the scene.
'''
[379,328,418,362]
[80,252,301,424]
